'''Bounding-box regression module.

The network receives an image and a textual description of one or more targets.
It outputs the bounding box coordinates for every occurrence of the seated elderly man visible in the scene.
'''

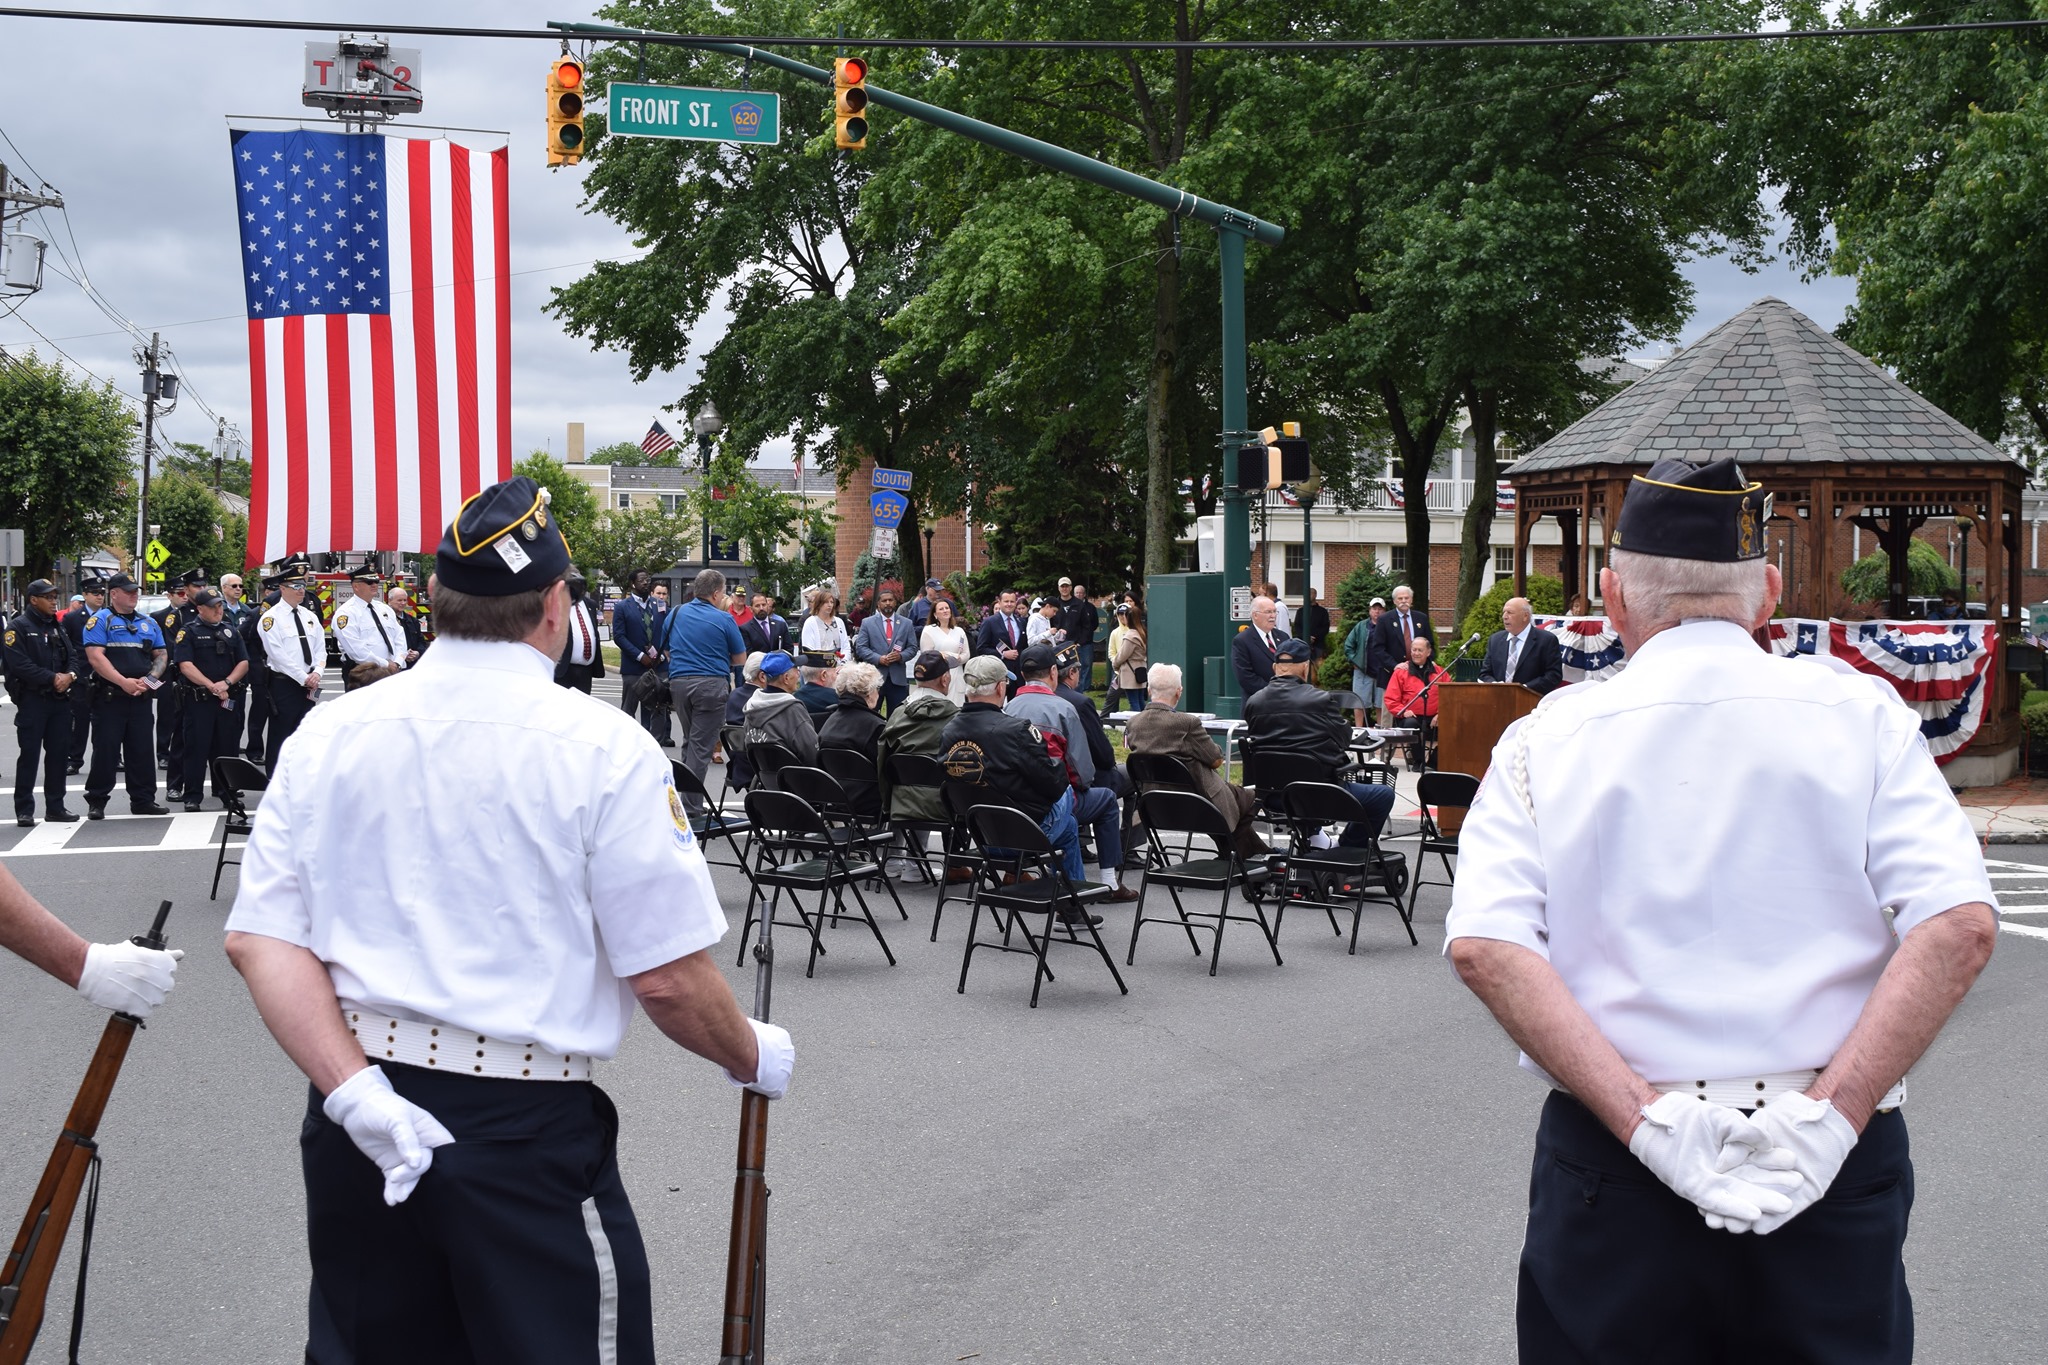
[1006,645,1138,901]
[1122,663,1266,860]
[795,653,840,728]
[1242,637,1397,847]
[741,651,818,783]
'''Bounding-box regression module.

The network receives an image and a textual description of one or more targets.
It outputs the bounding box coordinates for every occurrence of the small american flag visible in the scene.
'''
[641,420,679,459]
[232,127,510,564]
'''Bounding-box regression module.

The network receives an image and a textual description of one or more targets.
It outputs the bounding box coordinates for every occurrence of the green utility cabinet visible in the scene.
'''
[1144,572,1236,717]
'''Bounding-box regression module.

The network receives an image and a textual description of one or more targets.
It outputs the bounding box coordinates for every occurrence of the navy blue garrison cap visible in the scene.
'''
[1612,458,1771,563]
[435,477,571,596]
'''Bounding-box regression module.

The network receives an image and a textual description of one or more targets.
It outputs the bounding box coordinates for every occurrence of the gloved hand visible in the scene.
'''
[1628,1092,1804,1226]
[1742,1092,1860,1235]
[724,1018,795,1101]
[322,1065,456,1206]
[76,941,185,1018]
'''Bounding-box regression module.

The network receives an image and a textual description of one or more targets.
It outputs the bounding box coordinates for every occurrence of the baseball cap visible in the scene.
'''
[24,578,57,599]
[1369,597,1385,608]
[913,649,951,681]
[924,577,942,590]
[760,651,796,680]
[188,587,224,609]
[104,571,139,592]
[1274,637,1313,663]
[1017,643,1058,675]
[963,656,1008,690]
[1057,576,1072,587]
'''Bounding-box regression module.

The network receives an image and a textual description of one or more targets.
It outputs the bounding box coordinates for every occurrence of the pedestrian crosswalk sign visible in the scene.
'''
[144,539,170,570]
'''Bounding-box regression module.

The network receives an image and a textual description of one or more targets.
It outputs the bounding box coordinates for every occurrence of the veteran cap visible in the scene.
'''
[912,649,951,682]
[435,476,571,596]
[799,650,838,670]
[1017,643,1058,675]
[1612,458,1771,563]
[1055,645,1082,673]
[963,655,1009,690]
[1274,637,1314,663]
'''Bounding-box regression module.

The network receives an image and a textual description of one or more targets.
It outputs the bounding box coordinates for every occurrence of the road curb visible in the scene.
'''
[1983,830,2048,845]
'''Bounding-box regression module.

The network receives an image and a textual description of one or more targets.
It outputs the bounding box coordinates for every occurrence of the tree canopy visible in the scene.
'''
[0,351,135,577]
[513,451,603,562]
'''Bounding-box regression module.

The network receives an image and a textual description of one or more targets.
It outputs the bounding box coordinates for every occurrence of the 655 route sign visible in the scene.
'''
[607,83,780,145]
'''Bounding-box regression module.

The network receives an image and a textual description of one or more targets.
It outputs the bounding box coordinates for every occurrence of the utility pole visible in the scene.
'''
[134,333,176,568]
[0,163,61,300]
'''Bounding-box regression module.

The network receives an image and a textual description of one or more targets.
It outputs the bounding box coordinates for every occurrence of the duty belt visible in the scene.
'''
[343,1006,593,1082]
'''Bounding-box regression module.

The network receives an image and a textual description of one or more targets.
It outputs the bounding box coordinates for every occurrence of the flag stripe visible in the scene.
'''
[449,141,481,504]
[283,315,309,553]
[427,141,461,541]
[326,312,354,549]
[247,318,271,564]
[492,147,512,480]
[407,138,443,548]
[371,313,398,548]
[385,141,422,555]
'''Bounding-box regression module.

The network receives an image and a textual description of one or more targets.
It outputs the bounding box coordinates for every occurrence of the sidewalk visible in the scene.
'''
[1955,774,2048,844]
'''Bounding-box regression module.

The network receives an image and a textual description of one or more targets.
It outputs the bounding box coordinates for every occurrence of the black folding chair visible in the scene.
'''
[957,803,1126,1008]
[1279,781,1416,952]
[671,760,752,876]
[718,723,751,801]
[1127,788,1281,976]
[746,738,800,792]
[209,755,267,899]
[883,751,952,890]
[929,781,998,942]
[1240,746,1334,833]
[737,788,897,978]
[1408,770,1481,920]
[1123,751,1214,865]
[816,746,887,832]
[777,766,910,922]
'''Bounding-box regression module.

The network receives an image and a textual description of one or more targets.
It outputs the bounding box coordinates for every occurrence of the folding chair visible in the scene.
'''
[747,738,800,792]
[883,751,952,890]
[1123,751,1213,865]
[1240,746,1333,834]
[1408,770,1481,920]
[209,755,267,900]
[671,760,751,876]
[1128,788,1282,976]
[958,803,1126,1008]
[777,766,910,922]
[718,723,751,802]
[1279,781,1416,952]
[816,746,887,832]
[737,788,897,978]
[929,781,997,942]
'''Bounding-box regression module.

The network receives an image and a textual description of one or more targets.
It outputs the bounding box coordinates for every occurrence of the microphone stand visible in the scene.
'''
[1388,633,1482,771]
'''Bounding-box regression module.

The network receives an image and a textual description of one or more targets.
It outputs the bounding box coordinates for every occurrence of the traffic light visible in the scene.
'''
[834,57,869,150]
[1257,422,1311,489]
[546,55,585,167]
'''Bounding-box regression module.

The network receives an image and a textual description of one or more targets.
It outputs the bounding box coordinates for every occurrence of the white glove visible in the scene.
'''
[725,1018,794,1101]
[76,941,185,1019]
[322,1066,456,1206]
[1628,1092,1804,1226]
[1742,1092,1861,1235]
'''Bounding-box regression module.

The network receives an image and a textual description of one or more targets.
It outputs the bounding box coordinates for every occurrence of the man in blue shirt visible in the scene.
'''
[661,568,746,815]
[81,571,172,818]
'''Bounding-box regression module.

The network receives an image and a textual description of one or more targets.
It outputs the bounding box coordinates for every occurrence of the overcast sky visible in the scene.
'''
[0,2,1856,473]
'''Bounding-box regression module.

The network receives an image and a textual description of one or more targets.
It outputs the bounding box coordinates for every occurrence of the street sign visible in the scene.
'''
[144,539,170,571]
[871,467,913,492]
[0,528,22,568]
[607,83,780,145]
[871,527,897,558]
[870,490,909,530]
[145,573,164,588]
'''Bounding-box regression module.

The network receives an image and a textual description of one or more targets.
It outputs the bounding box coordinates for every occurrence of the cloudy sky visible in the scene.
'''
[0,2,1856,473]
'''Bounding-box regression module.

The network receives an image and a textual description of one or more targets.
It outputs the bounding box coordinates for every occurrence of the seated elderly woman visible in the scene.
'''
[818,660,886,817]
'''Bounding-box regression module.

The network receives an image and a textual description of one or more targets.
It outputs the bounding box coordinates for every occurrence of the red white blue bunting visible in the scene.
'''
[1530,616,1627,684]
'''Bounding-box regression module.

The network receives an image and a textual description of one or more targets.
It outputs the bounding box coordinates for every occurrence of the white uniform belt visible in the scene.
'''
[1647,1069,1906,1111]
[344,1009,593,1082]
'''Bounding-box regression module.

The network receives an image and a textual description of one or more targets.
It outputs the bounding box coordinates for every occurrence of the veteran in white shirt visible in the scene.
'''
[330,564,408,690]
[1445,457,1997,1365]
[225,476,794,1365]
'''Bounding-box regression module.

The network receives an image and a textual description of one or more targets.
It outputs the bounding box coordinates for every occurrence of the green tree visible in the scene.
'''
[0,351,136,575]
[690,445,836,606]
[163,440,253,497]
[148,465,238,581]
[591,438,666,467]
[579,505,694,586]
[513,451,603,562]
[1840,539,1957,605]
[1332,555,1402,629]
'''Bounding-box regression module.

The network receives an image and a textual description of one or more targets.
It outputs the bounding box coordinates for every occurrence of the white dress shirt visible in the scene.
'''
[800,614,850,666]
[1446,619,1996,1083]
[565,599,599,666]
[258,601,326,680]
[331,593,407,668]
[225,637,729,1058]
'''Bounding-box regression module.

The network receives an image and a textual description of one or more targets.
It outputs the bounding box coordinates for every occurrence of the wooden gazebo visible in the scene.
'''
[1510,298,2026,624]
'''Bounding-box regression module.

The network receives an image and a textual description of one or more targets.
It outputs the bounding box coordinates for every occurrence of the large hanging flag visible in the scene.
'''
[232,127,510,564]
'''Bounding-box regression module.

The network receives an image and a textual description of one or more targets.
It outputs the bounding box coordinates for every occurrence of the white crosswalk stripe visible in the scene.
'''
[5,810,236,858]
[1983,859,2048,941]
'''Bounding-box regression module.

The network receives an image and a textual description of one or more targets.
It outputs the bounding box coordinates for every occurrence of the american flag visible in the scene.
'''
[641,420,679,459]
[232,128,510,564]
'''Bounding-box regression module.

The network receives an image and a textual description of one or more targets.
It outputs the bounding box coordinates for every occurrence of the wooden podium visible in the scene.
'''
[1435,683,1542,833]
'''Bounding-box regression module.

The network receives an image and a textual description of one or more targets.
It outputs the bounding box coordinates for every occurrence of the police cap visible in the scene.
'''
[349,564,382,584]
[24,578,57,600]
[1612,458,1772,563]
[435,476,571,597]
[80,577,107,595]
[176,567,206,588]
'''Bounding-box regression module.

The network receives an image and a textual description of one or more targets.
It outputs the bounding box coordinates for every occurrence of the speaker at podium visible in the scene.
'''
[1434,682,1543,833]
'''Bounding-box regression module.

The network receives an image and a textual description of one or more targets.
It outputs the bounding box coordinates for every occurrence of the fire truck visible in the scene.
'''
[301,568,430,668]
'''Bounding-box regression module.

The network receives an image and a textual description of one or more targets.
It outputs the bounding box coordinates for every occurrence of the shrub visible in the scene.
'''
[1460,575,1567,644]
[1839,539,1956,604]
[1333,555,1401,627]
[1317,632,1353,691]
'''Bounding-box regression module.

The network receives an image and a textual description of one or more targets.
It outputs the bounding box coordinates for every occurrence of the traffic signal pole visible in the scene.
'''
[549,20,1282,712]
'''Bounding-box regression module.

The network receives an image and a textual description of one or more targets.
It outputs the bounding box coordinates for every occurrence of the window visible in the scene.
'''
[1389,545,1408,574]
[1174,541,1199,573]
[616,492,631,510]
[1283,544,1307,599]
[658,493,687,514]
[1493,546,1517,577]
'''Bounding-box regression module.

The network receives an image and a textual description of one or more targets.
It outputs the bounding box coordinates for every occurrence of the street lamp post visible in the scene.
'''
[693,401,724,575]
[922,526,935,585]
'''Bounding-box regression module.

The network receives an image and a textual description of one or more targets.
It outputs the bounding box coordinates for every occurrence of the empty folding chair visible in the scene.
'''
[883,751,953,891]
[209,755,268,900]
[1128,788,1282,976]
[777,765,910,922]
[738,787,897,978]
[671,760,752,876]
[1408,770,1481,921]
[957,802,1126,1008]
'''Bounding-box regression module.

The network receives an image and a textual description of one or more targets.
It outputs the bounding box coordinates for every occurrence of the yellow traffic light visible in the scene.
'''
[546,56,586,167]
[834,57,869,150]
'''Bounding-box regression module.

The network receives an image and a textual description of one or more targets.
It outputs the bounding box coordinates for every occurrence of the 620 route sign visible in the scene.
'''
[607,83,780,145]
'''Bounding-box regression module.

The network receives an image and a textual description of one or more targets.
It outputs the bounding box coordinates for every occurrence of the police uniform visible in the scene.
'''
[331,568,407,690]
[170,588,251,810]
[1444,458,1998,1364]
[61,580,104,773]
[3,580,80,825]
[153,568,204,791]
[258,561,326,771]
[81,572,170,816]
[241,585,279,759]
[225,476,790,1365]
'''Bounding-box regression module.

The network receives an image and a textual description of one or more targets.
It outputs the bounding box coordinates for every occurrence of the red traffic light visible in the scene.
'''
[836,56,867,85]
[554,58,584,90]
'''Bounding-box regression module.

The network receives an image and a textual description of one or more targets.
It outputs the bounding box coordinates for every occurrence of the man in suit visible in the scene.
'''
[555,570,606,693]
[741,590,791,656]
[973,589,1026,665]
[612,569,666,744]
[1229,596,1290,701]
[1367,584,1435,692]
[852,588,916,713]
[1478,596,1565,695]
[1124,662,1266,859]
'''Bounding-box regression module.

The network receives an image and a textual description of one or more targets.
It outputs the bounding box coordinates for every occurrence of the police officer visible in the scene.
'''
[171,587,250,812]
[61,576,105,774]
[242,574,280,760]
[4,579,81,827]
[81,571,171,819]
[223,475,792,1364]
[153,567,204,796]
[257,560,325,771]
[331,565,407,690]
[1444,457,2000,1363]
[217,572,255,754]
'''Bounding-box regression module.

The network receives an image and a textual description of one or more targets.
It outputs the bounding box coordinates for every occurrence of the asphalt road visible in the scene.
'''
[2,684,2044,1364]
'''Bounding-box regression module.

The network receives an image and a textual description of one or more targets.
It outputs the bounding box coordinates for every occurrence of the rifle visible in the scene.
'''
[0,900,173,1365]
[716,892,775,1364]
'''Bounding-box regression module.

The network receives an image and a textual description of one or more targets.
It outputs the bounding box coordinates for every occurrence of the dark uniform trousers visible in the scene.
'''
[1518,1092,1912,1365]
[266,675,316,771]
[301,1065,654,1365]
[68,675,93,769]
[245,663,272,758]
[12,692,73,819]
[181,689,242,800]
[86,690,159,807]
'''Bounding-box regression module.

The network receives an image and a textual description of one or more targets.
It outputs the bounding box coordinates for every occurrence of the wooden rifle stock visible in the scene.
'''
[0,900,172,1365]
[717,891,775,1364]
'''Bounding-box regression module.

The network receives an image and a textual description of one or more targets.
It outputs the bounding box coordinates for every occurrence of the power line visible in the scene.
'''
[0,6,2045,52]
